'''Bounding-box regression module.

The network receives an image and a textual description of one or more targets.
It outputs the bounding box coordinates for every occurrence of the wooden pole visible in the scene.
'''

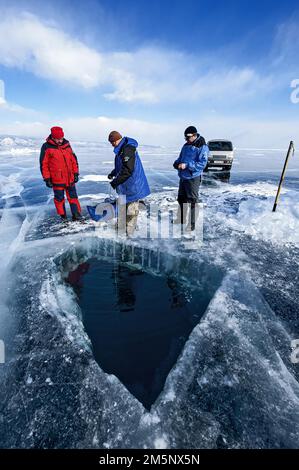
[272,141,294,212]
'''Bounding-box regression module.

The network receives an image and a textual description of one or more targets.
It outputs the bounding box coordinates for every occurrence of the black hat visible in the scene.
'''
[184,125,198,136]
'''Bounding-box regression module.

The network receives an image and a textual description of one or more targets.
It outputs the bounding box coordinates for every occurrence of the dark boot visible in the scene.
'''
[72,212,83,222]
[185,223,194,232]
[185,202,200,231]
[60,214,68,222]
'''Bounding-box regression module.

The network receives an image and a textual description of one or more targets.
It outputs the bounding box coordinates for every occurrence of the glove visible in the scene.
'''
[74,173,79,183]
[173,161,179,169]
[110,179,117,189]
[45,179,53,188]
[108,173,114,180]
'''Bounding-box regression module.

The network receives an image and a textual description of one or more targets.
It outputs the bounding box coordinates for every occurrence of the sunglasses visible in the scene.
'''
[185,134,196,140]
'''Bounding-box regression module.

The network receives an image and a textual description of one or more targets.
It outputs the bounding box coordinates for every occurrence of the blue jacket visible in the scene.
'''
[173,135,209,180]
[113,137,150,203]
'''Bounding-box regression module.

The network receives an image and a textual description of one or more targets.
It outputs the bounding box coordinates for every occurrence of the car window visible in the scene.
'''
[208,141,233,151]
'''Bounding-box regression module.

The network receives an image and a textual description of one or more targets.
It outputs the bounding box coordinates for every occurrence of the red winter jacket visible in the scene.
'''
[40,136,79,187]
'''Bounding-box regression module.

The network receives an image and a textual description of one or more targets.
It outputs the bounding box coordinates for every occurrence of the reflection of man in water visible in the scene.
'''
[66,263,90,290]
[167,277,190,309]
[113,265,139,312]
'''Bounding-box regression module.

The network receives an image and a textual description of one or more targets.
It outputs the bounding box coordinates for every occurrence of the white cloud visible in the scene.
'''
[0,114,297,149]
[0,13,274,104]
[0,12,295,148]
[0,116,179,145]
[0,13,104,89]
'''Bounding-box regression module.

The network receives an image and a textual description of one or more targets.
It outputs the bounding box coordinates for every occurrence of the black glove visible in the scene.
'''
[74,173,79,183]
[45,178,53,188]
[108,172,114,180]
[110,179,117,189]
[173,161,179,169]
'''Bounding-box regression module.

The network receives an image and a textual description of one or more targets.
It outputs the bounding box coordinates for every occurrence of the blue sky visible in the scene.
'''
[0,0,299,146]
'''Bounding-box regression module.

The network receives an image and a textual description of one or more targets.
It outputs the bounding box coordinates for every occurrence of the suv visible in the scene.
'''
[206,140,234,171]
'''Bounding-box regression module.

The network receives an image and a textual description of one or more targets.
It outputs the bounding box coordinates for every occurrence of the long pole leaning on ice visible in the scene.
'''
[272,140,295,212]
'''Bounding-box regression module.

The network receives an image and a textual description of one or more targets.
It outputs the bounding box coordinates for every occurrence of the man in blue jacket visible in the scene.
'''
[108,131,150,237]
[173,126,209,232]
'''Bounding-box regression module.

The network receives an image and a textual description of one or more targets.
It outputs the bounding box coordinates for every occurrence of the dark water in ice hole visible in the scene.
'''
[66,258,215,409]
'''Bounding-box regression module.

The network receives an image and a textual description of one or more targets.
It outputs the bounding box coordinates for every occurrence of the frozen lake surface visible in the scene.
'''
[0,136,299,448]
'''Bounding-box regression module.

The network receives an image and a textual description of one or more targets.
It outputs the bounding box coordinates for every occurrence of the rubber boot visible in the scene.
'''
[185,202,200,232]
[172,203,188,225]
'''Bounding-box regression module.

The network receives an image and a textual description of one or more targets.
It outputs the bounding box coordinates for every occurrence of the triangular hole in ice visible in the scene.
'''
[66,257,220,410]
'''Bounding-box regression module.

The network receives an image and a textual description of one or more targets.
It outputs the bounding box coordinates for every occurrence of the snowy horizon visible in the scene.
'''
[0,134,294,153]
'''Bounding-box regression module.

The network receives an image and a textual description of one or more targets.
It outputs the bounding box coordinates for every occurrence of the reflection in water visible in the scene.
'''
[208,170,231,183]
[212,170,231,183]
[167,277,191,308]
[66,262,90,290]
[66,258,216,409]
[112,265,137,312]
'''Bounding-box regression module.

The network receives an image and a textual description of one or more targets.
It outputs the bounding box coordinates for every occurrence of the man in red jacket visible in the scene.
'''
[40,126,82,221]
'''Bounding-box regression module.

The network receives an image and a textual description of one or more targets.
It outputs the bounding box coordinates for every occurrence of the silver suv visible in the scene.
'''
[206,140,234,171]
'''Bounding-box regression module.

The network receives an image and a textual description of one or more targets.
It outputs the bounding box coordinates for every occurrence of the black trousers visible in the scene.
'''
[177,176,201,229]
